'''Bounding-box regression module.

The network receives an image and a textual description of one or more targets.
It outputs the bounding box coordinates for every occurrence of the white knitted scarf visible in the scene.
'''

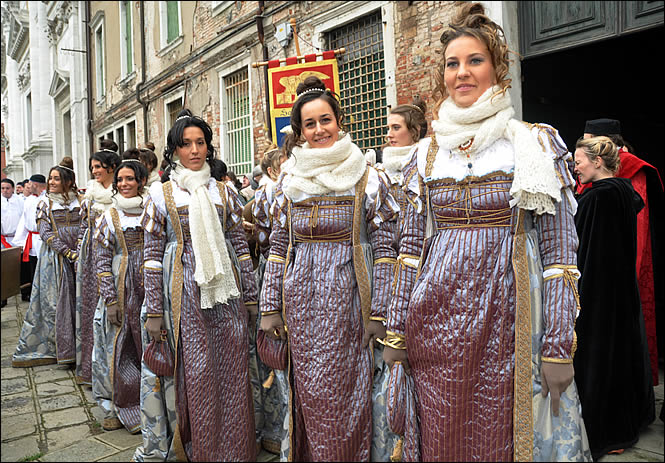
[431,86,561,215]
[112,193,144,215]
[84,179,114,213]
[48,192,76,207]
[146,171,161,187]
[283,133,366,198]
[170,161,239,309]
[382,145,415,182]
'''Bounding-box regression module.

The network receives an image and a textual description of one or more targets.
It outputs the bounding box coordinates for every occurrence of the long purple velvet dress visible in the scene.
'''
[260,166,398,461]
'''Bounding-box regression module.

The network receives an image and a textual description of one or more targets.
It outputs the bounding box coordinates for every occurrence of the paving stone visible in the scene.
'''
[82,386,96,405]
[599,448,663,462]
[36,380,75,397]
[39,394,83,412]
[98,447,136,462]
[40,438,117,462]
[0,319,18,329]
[45,424,92,452]
[257,449,280,461]
[0,435,41,462]
[634,422,665,454]
[1,412,37,440]
[1,344,17,357]
[90,405,106,424]
[1,391,34,417]
[33,367,72,384]
[1,308,18,323]
[42,407,89,429]
[1,366,27,380]
[94,429,142,450]
[0,328,18,342]
[1,376,30,395]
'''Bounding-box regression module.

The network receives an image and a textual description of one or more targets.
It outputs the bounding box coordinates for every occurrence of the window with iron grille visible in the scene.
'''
[167,97,183,128]
[327,11,387,152]
[223,68,252,177]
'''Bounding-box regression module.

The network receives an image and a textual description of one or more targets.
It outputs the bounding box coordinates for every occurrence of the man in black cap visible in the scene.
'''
[577,117,664,389]
[12,174,47,301]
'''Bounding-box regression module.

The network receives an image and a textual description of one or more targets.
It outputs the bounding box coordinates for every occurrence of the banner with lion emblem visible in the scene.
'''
[267,51,341,147]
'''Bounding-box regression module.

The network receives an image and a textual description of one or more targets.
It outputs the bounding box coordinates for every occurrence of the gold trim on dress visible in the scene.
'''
[109,207,129,403]
[511,209,534,462]
[374,257,396,266]
[268,255,285,263]
[541,356,573,364]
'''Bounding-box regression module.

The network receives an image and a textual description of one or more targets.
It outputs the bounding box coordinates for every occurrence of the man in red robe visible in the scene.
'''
[576,118,663,386]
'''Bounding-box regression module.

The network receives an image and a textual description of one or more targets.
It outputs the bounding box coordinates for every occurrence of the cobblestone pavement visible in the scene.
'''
[2,295,663,461]
[1,296,277,462]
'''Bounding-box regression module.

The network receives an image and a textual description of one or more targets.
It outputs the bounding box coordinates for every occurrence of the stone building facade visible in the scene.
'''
[2,1,523,181]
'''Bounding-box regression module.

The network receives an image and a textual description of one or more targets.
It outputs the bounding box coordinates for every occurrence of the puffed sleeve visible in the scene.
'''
[366,167,399,321]
[95,213,118,306]
[37,201,76,257]
[533,125,580,362]
[222,183,259,306]
[252,184,272,258]
[259,178,290,316]
[386,149,427,341]
[141,191,167,317]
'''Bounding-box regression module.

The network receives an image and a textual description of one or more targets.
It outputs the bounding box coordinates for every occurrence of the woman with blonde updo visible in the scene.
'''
[385,2,590,461]
[574,136,655,459]
[13,157,81,367]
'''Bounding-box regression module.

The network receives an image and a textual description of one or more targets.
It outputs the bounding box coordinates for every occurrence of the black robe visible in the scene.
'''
[574,177,655,459]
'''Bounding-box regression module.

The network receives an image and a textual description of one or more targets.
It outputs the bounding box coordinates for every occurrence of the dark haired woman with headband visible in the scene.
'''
[13,158,81,369]
[75,146,121,389]
[93,156,149,435]
[259,76,399,461]
[133,109,258,461]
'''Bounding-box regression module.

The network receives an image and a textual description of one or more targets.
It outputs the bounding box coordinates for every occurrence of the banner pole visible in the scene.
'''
[252,48,346,68]
[290,18,301,57]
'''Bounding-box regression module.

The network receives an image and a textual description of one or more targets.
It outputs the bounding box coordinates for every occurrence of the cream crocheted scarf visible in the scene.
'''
[84,179,114,213]
[431,85,561,215]
[283,133,366,199]
[112,193,145,215]
[170,161,239,309]
[382,145,415,182]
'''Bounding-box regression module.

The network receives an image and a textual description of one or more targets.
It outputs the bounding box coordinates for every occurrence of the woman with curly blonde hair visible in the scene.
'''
[384,3,591,461]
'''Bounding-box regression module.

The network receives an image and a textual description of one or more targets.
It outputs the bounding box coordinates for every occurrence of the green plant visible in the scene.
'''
[18,452,44,462]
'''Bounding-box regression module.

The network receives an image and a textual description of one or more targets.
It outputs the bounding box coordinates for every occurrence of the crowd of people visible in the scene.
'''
[1,2,662,461]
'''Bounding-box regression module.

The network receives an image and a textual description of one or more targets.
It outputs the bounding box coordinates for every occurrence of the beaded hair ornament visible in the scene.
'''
[120,158,144,164]
[296,87,326,101]
[57,165,76,173]
[100,149,117,154]
[403,104,424,114]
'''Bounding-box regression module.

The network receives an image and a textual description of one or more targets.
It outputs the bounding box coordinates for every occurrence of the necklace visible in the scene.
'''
[452,138,476,170]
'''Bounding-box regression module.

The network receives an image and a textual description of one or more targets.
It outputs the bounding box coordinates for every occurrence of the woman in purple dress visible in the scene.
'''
[259,76,399,461]
[13,158,81,367]
[135,109,258,461]
[94,155,149,434]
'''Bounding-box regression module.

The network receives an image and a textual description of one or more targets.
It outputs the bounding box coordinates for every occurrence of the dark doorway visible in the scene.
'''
[521,27,664,181]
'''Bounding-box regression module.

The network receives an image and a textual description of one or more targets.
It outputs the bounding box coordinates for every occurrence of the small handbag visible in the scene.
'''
[257,329,288,371]
[144,329,174,377]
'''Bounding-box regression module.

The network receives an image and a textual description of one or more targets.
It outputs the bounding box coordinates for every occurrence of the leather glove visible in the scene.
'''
[144,316,164,342]
[260,313,286,341]
[107,302,122,327]
[383,346,411,375]
[541,361,574,417]
[362,320,387,348]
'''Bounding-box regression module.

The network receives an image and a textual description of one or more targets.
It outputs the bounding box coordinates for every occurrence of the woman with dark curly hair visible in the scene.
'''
[384,3,590,461]
[134,109,258,461]
[13,158,81,368]
[93,154,149,435]
[76,145,121,391]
